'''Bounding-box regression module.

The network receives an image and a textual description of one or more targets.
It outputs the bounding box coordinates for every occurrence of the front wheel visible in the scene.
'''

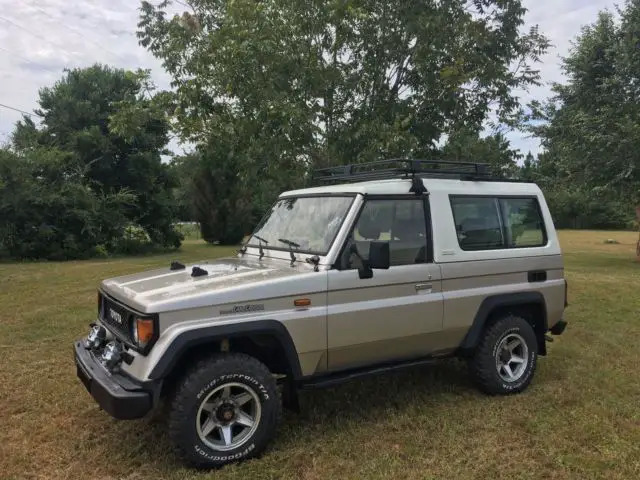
[470,314,538,395]
[168,353,281,467]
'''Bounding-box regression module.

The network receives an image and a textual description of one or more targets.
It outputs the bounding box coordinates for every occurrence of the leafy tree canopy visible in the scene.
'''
[529,1,640,207]
[138,0,549,243]
[12,64,181,249]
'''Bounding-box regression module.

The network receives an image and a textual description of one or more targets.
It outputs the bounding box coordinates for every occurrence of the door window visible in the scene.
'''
[345,198,428,268]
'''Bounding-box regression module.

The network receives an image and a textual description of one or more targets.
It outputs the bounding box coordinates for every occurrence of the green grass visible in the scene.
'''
[1,232,639,479]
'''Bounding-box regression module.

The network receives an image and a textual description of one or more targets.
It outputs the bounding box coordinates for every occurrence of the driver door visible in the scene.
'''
[326,196,444,371]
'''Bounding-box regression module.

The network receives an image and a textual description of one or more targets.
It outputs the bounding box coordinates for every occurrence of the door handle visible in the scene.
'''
[415,283,432,292]
[528,270,547,283]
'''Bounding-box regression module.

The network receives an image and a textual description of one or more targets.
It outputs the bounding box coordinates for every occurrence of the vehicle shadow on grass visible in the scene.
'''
[94,357,562,472]
[116,360,475,467]
[290,358,474,426]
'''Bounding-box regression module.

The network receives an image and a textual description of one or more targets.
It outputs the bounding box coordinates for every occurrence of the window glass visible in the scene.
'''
[451,197,504,250]
[249,196,353,255]
[499,198,546,247]
[450,196,547,250]
[347,199,427,267]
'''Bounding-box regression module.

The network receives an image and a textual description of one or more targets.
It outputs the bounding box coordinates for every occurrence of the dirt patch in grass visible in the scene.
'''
[0,232,639,479]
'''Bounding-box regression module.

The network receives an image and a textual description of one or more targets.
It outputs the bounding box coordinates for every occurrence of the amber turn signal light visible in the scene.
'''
[134,317,155,346]
[294,298,311,307]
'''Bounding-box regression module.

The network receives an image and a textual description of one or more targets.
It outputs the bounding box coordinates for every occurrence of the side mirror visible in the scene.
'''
[368,241,390,270]
[349,242,390,279]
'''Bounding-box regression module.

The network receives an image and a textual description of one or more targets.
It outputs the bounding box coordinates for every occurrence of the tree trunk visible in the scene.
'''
[636,206,640,260]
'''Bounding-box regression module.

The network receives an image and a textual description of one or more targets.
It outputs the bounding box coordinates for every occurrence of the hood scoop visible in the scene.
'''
[191,266,209,277]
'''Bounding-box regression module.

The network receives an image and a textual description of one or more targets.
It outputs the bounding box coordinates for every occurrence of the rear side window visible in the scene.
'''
[499,198,546,247]
[450,196,546,251]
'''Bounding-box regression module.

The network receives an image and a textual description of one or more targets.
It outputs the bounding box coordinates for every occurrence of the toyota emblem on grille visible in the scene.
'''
[109,308,123,324]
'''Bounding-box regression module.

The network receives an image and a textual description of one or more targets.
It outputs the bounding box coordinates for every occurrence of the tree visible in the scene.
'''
[0,147,135,260]
[169,153,199,222]
[138,0,549,243]
[14,65,181,248]
[529,3,640,240]
[442,128,522,176]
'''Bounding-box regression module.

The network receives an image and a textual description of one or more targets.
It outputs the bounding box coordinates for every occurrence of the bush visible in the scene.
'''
[111,224,152,255]
[0,148,181,260]
[543,188,635,230]
[92,244,110,258]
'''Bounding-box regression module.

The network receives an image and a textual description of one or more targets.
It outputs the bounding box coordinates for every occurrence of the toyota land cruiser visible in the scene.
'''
[74,159,568,467]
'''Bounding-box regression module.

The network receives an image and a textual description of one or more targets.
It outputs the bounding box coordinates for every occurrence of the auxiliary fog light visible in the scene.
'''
[85,324,106,350]
[101,341,123,370]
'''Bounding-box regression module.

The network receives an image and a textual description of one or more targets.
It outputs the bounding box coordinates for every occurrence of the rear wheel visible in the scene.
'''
[168,353,281,467]
[470,314,538,395]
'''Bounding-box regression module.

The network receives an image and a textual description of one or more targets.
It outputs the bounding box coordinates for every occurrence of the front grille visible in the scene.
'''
[99,294,133,340]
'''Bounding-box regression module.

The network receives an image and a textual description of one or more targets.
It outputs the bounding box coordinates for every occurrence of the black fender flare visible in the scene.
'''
[148,320,302,380]
[459,292,548,351]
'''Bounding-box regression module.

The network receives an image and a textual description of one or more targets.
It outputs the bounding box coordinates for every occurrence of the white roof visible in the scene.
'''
[281,177,541,197]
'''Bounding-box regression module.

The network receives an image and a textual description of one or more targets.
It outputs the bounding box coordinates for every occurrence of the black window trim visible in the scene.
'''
[448,194,548,251]
[333,193,434,269]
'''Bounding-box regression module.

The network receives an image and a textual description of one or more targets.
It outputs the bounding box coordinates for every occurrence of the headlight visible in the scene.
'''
[132,317,155,348]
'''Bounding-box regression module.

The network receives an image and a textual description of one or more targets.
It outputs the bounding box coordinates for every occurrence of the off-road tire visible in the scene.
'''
[470,314,538,395]
[167,353,281,468]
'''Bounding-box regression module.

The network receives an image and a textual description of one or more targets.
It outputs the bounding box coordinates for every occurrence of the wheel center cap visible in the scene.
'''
[216,404,236,423]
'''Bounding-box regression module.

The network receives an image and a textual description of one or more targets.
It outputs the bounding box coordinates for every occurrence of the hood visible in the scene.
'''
[101,255,320,313]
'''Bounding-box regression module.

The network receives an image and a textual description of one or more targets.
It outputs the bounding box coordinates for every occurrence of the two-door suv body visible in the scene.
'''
[74,160,568,467]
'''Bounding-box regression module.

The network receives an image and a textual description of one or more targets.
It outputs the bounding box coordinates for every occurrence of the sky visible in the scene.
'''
[0,0,619,156]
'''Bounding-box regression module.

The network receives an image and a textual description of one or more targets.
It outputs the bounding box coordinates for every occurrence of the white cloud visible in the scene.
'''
[0,0,620,154]
[0,0,185,148]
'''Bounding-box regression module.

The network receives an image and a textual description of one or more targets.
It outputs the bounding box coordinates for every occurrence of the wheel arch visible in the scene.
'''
[459,292,548,356]
[148,320,303,382]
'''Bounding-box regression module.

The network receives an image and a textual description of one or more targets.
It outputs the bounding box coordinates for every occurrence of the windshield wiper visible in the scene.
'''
[278,238,300,266]
[253,234,269,260]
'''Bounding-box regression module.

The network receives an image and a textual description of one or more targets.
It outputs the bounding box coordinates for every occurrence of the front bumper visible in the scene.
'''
[74,341,158,420]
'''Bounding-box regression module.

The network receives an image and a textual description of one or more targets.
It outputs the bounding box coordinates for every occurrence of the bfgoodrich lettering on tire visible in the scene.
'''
[470,314,538,395]
[167,353,281,468]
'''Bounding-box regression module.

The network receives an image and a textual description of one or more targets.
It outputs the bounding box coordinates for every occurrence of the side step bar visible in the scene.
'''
[299,356,440,390]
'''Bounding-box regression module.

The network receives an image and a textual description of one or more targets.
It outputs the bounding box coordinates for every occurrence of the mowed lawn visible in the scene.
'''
[1,232,639,480]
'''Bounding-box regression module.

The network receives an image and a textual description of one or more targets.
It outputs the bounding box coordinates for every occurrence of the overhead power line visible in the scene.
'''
[0,46,61,74]
[25,2,129,64]
[0,103,42,118]
[0,15,79,60]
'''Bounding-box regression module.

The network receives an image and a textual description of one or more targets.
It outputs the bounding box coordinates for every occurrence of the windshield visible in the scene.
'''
[248,196,354,255]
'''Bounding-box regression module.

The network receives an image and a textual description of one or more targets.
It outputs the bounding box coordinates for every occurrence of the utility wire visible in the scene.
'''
[0,46,61,74]
[0,103,42,118]
[25,2,129,64]
[0,15,79,59]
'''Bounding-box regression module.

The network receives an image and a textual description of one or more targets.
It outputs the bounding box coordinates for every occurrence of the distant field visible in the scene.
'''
[0,231,639,479]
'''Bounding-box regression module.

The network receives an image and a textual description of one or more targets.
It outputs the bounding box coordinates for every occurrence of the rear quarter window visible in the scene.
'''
[499,197,547,248]
[450,196,547,251]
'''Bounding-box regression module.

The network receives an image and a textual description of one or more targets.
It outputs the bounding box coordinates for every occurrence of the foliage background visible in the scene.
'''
[1,0,639,259]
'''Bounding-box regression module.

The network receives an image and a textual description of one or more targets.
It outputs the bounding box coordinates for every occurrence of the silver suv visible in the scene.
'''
[74,160,568,467]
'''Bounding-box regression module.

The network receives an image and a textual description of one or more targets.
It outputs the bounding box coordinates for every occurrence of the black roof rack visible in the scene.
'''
[313,158,497,185]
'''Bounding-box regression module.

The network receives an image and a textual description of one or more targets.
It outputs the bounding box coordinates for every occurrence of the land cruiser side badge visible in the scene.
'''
[220,304,265,315]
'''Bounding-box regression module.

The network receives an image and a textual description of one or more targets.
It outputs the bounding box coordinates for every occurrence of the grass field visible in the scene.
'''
[1,231,639,480]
